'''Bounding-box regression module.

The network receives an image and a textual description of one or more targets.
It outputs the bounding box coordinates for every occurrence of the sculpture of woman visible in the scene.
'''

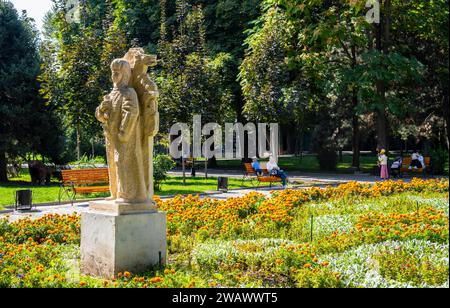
[95,59,147,204]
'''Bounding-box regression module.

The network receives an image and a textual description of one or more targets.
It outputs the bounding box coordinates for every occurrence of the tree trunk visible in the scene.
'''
[91,138,95,158]
[443,90,449,150]
[0,151,8,182]
[76,124,81,161]
[299,127,304,160]
[352,114,361,170]
[374,0,391,151]
[376,103,389,150]
[351,41,360,170]
[234,87,252,163]
[286,124,294,154]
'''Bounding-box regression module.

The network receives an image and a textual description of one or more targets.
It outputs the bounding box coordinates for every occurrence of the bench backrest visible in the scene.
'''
[244,163,270,175]
[401,156,431,167]
[244,163,256,174]
[61,168,109,185]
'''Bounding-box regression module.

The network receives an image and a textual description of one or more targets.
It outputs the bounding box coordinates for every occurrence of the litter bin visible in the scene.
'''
[218,177,228,192]
[15,190,33,211]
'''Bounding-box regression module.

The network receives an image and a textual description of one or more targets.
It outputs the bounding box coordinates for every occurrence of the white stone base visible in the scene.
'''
[89,200,157,215]
[80,208,166,279]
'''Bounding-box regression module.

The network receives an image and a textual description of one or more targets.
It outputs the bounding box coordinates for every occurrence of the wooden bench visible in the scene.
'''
[59,168,110,205]
[243,163,282,188]
[400,156,431,176]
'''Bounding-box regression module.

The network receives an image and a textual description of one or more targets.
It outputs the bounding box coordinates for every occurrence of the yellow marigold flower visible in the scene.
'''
[303,263,312,268]
[79,281,87,287]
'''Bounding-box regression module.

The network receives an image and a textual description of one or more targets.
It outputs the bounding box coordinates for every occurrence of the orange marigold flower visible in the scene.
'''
[150,277,163,283]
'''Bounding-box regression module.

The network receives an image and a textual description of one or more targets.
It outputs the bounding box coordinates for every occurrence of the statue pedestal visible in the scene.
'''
[80,201,166,279]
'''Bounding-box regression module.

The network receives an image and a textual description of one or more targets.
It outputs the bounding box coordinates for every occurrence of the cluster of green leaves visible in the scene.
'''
[0,1,66,180]
[240,0,449,165]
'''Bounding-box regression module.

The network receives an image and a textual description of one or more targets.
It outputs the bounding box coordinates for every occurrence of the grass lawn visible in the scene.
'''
[0,174,254,210]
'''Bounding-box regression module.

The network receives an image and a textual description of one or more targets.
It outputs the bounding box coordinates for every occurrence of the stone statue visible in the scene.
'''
[95,49,159,210]
[82,49,165,279]
[123,48,159,199]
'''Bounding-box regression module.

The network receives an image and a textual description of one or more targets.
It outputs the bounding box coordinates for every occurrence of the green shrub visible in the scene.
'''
[154,154,176,191]
[69,155,106,169]
[317,149,338,171]
[294,268,343,288]
[429,147,449,175]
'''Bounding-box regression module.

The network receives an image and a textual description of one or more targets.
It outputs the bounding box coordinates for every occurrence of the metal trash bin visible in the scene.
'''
[15,190,33,211]
[218,177,229,192]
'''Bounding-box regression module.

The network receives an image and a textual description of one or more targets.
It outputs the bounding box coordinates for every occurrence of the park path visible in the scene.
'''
[1,171,433,222]
[169,169,387,184]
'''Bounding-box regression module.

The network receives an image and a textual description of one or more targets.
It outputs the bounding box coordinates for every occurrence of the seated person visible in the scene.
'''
[251,158,263,176]
[409,151,423,169]
[418,153,426,170]
[266,155,288,188]
[390,156,403,178]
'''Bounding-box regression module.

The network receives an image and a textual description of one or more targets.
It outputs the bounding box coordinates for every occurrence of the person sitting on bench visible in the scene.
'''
[390,156,403,178]
[409,151,424,169]
[266,155,287,188]
[251,157,263,176]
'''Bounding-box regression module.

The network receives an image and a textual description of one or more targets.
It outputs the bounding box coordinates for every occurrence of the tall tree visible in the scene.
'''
[156,1,232,133]
[0,1,44,181]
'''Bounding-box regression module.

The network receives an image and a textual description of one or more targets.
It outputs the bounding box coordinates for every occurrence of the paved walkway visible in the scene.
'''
[169,169,392,184]
[3,170,443,222]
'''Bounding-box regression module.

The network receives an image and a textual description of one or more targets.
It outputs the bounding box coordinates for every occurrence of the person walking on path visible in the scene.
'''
[378,149,389,180]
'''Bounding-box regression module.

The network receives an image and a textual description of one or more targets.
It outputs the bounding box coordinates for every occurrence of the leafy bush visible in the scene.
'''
[154,154,176,191]
[69,155,106,169]
[429,147,449,175]
[317,149,338,171]
[294,268,343,288]
[311,115,339,171]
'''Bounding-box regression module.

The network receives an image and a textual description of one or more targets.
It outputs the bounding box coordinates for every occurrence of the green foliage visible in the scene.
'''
[294,267,343,288]
[241,0,448,154]
[374,246,449,287]
[69,155,106,168]
[316,149,338,171]
[0,1,65,179]
[429,147,449,175]
[153,154,176,190]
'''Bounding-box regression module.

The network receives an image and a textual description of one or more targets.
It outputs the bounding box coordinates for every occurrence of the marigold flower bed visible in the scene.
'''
[0,178,448,288]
